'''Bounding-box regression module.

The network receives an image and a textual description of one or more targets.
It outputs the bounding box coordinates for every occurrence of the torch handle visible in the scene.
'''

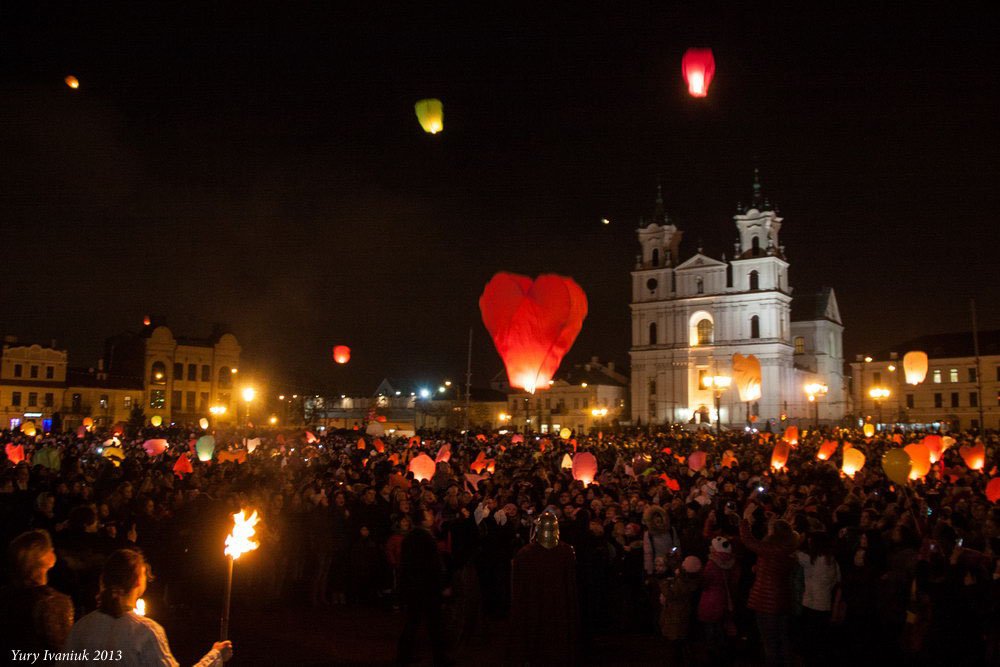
[220,556,234,640]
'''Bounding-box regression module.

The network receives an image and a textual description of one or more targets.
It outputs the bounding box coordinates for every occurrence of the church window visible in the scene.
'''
[794,336,805,354]
[696,319,713,345]
[751,316,761,340]
[751,236,760,253]
[649,322,658,345]
[646,278,658,293]
[151,361,167,385]
[651,248,659,267]
[671,271,676,292]
[726,263,732,288]
[749,270,759,290]
[696,277,704,294]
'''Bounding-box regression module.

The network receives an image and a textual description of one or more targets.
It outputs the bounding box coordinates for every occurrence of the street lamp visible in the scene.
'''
[242,387,256,426]
[804,382,828,429]
[701,374,732,436]
[591,407,608,429]
[868,387,890,427]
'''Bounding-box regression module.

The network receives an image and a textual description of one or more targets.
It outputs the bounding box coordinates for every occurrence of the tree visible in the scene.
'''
[127,405,146,436]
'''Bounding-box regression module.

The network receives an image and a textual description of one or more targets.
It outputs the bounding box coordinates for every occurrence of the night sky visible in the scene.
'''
[2,3,998,396]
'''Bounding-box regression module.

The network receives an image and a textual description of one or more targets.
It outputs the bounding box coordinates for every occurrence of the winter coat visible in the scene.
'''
[658,572,700,640]
[697,552,739,623]
[740,520,797,615]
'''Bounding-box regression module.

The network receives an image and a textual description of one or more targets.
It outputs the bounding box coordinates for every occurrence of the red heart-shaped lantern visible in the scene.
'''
[960,442,985,470]
[479,272,588,394]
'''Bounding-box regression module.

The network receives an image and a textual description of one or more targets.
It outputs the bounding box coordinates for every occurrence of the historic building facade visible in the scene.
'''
[629,175,847,428]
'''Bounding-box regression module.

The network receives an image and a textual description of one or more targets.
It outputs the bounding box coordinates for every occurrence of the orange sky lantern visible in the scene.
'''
[142,439,167,456]
[904,443,931,480]
[64,75,79,89]
[414,98,443,134]
[682,48,715,97]
[986,477,1000,503]
[960,442,985,470]
[783,426,798,446]
[922,434,943,463]
[5,443,25,464]
[479,272,587,394]
[572,452,598,486]
[408,453,436,482]
[842,447,866,478]
[902,350,929,385]
[333,345,351,364]
[688,450,707,471]
[817,440,838,461]
[732,353,762,402]
[770,442,789,470]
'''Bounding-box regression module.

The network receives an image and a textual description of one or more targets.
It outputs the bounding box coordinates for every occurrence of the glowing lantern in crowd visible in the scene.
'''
[479,272,588,394]
[960,442,985,471]
[688,450,707,472]
[863,423,875,438]
[76,426,87,439]
[21,422,36,437]
[572,452,598,486]
[902,351,929,385]
[32,446,61,471]
[5,444,25,464]
[103,446,125,466]
[903,443,931,480]
[731,353,762,402]
[661,475,681,491]
[304,431,318,443]
[470,451,492,474]
[408,435,421,448]
[65,75,79,89]
[475,434,488,442]
[722,450,738,468]
[435,443,450,462]
[511,434,524,444]
[559,427,572,440]
[681,48,715,97]
[783,426,798,446]
[922,435,944,463]
[561,453,573,469]
[408,453,436,482]
[151,415,162,427]
[143,439,167,457]
[365,422,384,437]
[245,438,260,453]
[372,438,385,453]
[173,455,193,477]
[414,98,444,134]
[83,417,94,430]
[770,442,789,471]
[842,448,866,478]
[195,435,216,462]
[199,418,209,430]
[817,440,838,461]
[986,478,1000,503]
[357,438,366,449]
[941,435,956,451]
[882,448,912,486]
[219,450,247,464]
[333,346,351,364]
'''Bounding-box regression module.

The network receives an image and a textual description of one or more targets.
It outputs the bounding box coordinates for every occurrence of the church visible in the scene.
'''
[629,172,847,429]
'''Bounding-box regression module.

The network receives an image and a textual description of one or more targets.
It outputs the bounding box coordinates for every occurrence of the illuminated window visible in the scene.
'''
[99,395,108,409]
[124,396,133,410]
[793,336,805,354]
[932,370,942,384]
[696,319,714,345]
[150,390,165,409]
[150,361,167,385]
[949,368,958,383]
[698,369,708,388]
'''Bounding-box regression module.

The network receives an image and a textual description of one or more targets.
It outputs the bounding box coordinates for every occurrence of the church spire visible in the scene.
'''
[749,167,774,211]
[652,179,668,225]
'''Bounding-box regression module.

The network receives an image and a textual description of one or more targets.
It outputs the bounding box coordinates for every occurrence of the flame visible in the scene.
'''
[224,510,260,560]
[134,598,145,616]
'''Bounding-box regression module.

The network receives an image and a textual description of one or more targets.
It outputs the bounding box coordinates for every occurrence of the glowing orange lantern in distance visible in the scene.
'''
[817,440,838,461]
[986,477,1000,503]
[960,442,985,471]
[333,345,350,364]
[770,442,789,470]
[922,435,943,463]
[414,98,444,134]
[783,426,798,446]
[842,447,866,478]
[479,272,588,394]
[65,75,79,89]
[572,452,598,486]
[903,443,931,480]
[682,48,715,97]
[408,453,436,482]
[902,351,928,385]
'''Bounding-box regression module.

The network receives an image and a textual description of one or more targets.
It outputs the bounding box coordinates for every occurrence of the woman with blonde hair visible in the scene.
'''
[65,549,233,666]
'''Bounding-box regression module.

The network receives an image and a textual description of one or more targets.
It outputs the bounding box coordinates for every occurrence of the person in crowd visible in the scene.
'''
[740,512,799,667]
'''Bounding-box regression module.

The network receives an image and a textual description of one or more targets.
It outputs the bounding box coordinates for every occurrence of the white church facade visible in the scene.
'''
[629,174,847,428]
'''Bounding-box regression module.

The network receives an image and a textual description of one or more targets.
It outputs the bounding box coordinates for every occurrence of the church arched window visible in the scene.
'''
[651,248,659,267]
[750,315,760,339]
[751,236,760,253]
[696,319,713,345]
[749,270,759,290]
[794,336,805,354]
[649,322,658,345]
[696,277,704,294]
[150,361,167,385]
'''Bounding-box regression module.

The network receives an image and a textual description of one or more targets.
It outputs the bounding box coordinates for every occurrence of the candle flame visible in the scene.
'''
[224,510,260,560]
[134,598,145,616]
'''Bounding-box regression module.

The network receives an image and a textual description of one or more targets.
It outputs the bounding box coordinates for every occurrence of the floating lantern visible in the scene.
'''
[83,417,93,429]
[721,450,738,468]
[572,452,598,486]
[414,98,444,134]
[902,351,928,385]
[842,447,866,478]
[479,272,588,394]
[903,443,931,480]
[304,431,318,444]
[150,415,162,427]
[863,423,875,438]
[5,443,25,464]
[32,446,61,471]
[681,48,715,97]
[770,442,789,471]
[511,433,524,444]
[732,353,762,402]
[365,421,384,437]
[783,426,798,446]
[941,435,956,451]
[199,418,209,430]
[357,437,366,450]
[817,440,838,461]
[333,345,351,364]
[882,448,912,486]
[986,477,1000,503]
[960,442,985,471]
[65,75,80,89]
[103,446,124,466]
[245,437,260,453]
[195,435,216,462]
[560,453,573,469]
[173,454,193,477]
[921,435,943,463]
[408,453,436,482]
[559,427,572,440]
[143,439,167,457]
[219,450,247,464]
[21,422,36,437]
[688,450,707,472]
[435,443,450,462]
[408,435,421,448]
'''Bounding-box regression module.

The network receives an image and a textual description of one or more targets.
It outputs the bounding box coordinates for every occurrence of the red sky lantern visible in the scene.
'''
[682,48,715,97]
[688,450,707,471]
[435,443,451,462]
[173,455,193,477]
[5,443,25,465]
[333,345,351,364]
[143,439,167,457]
[904,443,931,479]
[408,453,436,482]
[783,426,799,446]
[960,442,985,470]
[770,442,789,470]
[571,452,598,486]
[922,434,943,463]
[479,272,588,394]
[817,440,838,461]
[986,477,1000,504]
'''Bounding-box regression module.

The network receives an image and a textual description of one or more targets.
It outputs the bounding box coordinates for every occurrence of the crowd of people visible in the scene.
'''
[2,421,999,665]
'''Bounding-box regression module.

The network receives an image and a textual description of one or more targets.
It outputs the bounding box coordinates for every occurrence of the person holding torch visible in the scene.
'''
[65,549,233,666]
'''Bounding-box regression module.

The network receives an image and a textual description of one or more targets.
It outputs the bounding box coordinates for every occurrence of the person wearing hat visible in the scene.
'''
[658,555,702,662]
[642,505,679,577]
[698,536,741,663]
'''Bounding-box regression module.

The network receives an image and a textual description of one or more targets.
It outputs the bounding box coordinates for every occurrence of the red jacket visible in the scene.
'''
[739,520,796,615]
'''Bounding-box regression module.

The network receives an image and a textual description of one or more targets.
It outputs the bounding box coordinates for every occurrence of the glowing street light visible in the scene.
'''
[269,416,278,425]
[419,388,431,399]
[701,374,732,435]
[868,387,890,426]
[804,382,828,428]
[209,405,227,416]
[438,386,447,393]
[242,387,256,425]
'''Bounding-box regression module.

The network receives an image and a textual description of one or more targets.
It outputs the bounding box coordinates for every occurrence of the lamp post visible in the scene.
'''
[701,374,732,436]
[868,387,890,428]
[804,382,828,429]
[241,387,256,426]
[209,405,227,425]
[591,407,608,430]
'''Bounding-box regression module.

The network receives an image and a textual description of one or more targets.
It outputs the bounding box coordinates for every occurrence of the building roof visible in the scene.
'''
[873,330,1000,360]
[791,287,841,325]
[66,368,145,390]
[557,362,628,388]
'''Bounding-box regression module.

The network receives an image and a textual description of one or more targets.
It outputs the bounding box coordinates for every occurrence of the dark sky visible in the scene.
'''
[2,2,998,396]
